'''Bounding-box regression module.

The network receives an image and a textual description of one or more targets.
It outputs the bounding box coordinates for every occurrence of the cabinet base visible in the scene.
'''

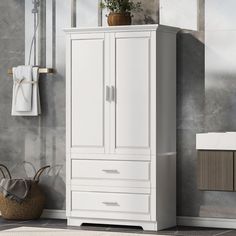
[67,217,158,231]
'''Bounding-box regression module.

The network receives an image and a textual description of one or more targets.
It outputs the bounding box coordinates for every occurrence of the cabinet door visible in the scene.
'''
[69,33,109,154]
[110,32,152,156]
[198,151,234,191]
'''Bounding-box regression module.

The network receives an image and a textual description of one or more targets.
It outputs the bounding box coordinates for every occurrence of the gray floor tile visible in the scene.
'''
[216,230,236,236]
[0,218,233,236]
[161,226,229,236]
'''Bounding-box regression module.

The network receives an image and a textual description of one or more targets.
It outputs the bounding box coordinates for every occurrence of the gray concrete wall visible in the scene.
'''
[177,0,236,219]
[177,30,205,217]
[0,0,69,210]
[197,0,236,218]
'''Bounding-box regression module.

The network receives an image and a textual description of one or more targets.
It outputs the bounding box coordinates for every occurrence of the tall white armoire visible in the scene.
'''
[65,25,178,231]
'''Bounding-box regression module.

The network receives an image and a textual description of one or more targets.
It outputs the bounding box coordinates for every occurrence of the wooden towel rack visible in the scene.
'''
[7,68,54,75]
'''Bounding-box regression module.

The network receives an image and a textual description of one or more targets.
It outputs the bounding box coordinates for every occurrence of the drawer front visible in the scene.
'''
[71,191,150,214]
[71,160,150,181]
[198,151,234,191]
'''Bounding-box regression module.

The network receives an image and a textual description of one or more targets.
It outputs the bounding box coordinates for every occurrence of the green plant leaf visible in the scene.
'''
[99,0,142,14]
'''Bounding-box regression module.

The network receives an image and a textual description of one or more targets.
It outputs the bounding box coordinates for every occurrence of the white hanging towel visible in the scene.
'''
[11,66,41,116]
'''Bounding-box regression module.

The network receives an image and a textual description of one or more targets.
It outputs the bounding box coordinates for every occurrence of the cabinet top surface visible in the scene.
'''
[196,132,236,150]
[64,24,179,34]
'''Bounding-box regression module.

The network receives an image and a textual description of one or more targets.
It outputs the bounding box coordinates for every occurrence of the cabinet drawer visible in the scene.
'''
[198,151,234,191]
[71,160,150,181]
[71,191,150,214]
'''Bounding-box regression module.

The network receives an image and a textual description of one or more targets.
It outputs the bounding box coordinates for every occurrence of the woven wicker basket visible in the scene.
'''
[0,164,50,220]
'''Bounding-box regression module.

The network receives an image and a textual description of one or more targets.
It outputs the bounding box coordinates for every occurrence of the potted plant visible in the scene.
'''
[100,0,142,26]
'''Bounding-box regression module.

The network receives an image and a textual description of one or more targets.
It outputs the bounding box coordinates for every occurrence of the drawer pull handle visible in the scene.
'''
[102,202,120,207]
[102,169,119,174]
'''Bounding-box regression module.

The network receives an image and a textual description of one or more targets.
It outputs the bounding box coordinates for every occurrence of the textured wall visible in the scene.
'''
[178,0,236,219]
[0,0,70,210]
[0,1,26,173]
[199,0,236,218]
[160,0,198,30]
[177,31,205,217]
[133,0,159,24]
[175,0,205,217]
[23,0,72,210]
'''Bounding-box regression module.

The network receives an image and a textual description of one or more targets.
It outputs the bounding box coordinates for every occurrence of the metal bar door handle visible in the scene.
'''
[102,169,120,174]
[106,86,110,102]
[111,86,116,102]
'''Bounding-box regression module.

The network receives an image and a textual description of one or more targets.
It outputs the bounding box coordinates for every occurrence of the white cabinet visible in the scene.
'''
[65,25,178,231]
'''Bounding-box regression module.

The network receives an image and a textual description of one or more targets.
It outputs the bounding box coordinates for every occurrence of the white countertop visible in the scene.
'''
[196,132,236,150]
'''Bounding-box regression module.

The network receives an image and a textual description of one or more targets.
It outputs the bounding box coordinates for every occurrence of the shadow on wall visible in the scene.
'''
[177,29,236,219]
[40,165,65,210]
[176,30,205,217]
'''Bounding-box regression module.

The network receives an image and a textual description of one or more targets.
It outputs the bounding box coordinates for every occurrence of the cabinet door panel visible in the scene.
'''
[71,34,108,153]
[110,33,151,155]
[198,151,234,191]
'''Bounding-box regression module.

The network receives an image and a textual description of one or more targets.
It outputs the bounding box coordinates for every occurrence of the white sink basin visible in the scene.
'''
[196,132,236,150]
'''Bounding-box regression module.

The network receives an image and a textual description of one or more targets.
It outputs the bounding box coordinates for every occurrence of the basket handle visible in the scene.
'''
[0,164,12,179]
[0,168,5,178]
[46,165,62,176]
[33,165,50,181]
[11,161,37,175]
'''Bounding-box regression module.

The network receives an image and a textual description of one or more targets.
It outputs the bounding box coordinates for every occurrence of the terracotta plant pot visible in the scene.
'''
[107,12,132,26]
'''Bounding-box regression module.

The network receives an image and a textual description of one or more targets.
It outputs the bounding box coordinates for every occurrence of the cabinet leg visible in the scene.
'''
[67,218,84,227]
[141,222,158,231]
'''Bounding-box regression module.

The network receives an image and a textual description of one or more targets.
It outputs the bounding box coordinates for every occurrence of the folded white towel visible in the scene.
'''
[12,65,33,111]
[12,66,41,116]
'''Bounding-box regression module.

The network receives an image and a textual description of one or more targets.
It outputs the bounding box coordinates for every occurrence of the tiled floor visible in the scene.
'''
[0,218,234,236]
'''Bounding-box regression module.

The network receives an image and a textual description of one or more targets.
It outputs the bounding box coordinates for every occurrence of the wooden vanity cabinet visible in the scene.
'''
[197,151,235,191]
